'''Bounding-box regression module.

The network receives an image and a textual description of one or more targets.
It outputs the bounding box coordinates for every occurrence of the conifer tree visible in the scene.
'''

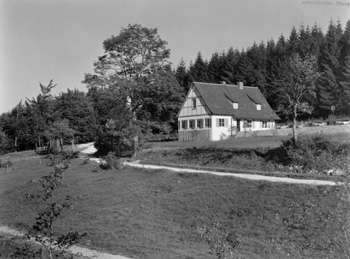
[188,52,210,82]
[340,20,350,66]
[175,58,190,92]
[339,56,350,114]
[208,52,224,83]
[317,20,343,117]
[310,23,324,59]
[219,48,238,84]
[275,35,287,61]
[286,26,299,55]
[298,24,312,58]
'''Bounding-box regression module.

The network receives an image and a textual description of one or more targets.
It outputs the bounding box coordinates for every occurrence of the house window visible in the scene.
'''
[192,98,197,109]
[256,104,261,110]
[233,102,238,109]
[197,119,203,128]
[205,118,212,128]
[219,118,225,127]
[262,121,268,128]
[244,120,252,128]
[182,120,188,129]
[189,119,195,129]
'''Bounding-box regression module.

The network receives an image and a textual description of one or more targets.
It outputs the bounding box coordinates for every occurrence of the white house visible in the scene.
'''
[177,82,280,141]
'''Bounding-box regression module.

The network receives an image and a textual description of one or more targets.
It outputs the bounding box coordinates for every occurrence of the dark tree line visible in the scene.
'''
[175,20,350,119]
[0,82,98,153]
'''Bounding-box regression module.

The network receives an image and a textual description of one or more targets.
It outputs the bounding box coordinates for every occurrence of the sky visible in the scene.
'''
[0,0,349,114]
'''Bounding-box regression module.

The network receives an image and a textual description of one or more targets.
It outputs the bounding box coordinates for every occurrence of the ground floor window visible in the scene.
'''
[205,118,211,128]
[244,120,252,128]
[197,119,203,128]
[262,121,268,128]
[189,119,195,129]
[217,118,228,127]
[181,120,188,129]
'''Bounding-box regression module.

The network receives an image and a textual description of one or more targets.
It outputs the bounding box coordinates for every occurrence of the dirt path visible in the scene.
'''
[124,162,341,186]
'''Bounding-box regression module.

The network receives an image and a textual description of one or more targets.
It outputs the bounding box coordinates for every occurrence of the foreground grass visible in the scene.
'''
[0,155,348,259]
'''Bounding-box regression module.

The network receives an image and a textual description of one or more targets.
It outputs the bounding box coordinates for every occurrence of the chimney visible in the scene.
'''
[238,82,243,90]
[221,81,226,85]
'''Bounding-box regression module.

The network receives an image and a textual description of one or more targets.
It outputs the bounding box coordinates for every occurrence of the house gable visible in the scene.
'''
[177,85,211,117]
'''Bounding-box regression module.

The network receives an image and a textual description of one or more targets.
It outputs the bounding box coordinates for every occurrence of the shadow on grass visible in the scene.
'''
[151,146,289,172]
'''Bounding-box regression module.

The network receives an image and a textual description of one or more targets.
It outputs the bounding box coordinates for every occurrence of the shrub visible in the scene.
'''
[327,114,337,125]
[281,134,350,172]
[99,152,121,170]
[0,160,13,170]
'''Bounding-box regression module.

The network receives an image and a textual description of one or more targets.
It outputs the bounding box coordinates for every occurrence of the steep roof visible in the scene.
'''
[192,82,280,120]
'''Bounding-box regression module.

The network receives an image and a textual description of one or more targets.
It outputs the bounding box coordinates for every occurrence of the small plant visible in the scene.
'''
[198,222,239,259]
[0,159,12,170]
[25,155,86,259]
[99,152,120,170]
[80,158,90,165]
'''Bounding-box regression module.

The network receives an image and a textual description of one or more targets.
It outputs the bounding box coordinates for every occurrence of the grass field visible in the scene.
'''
[0,153,348,259]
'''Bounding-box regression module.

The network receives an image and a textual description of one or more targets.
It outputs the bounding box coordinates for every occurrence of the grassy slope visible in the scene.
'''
[0,154,346,259]
[139,132,350,179]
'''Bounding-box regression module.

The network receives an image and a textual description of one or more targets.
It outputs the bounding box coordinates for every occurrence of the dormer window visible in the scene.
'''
[233,102,238,109]
[256,104,261,110]
[192,98,197,109]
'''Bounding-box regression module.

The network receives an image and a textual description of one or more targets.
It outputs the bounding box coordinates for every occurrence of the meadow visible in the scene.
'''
[0,150,349,259]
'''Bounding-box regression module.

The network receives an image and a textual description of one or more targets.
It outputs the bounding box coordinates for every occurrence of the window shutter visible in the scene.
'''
[216,118,219,127]
[224,119,228,127]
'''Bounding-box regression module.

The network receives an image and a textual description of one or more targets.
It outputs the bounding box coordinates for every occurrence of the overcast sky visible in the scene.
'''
[0,0,349,114]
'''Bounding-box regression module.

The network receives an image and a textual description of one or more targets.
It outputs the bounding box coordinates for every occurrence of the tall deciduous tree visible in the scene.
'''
[56,89,97,143]
[83,24,183,155]
[272,54,320,143]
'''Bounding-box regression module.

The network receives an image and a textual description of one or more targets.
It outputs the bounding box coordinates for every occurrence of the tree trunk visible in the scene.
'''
[131,135,139,160]
[292,106,298,144]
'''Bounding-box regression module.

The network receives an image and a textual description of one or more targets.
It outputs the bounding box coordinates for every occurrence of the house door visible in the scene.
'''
[237,119,241,131]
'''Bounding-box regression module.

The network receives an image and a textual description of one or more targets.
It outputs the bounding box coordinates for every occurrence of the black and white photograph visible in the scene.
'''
[0,0,349,258]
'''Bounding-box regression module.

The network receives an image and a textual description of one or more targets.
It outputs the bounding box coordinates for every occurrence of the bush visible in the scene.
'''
[281,134,350,173]
[327,114,337,125]
[99,152,121,170]
[0,159,13,170]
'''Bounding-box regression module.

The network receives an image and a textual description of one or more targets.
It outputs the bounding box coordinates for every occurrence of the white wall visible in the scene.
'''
[211,115,234,141]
